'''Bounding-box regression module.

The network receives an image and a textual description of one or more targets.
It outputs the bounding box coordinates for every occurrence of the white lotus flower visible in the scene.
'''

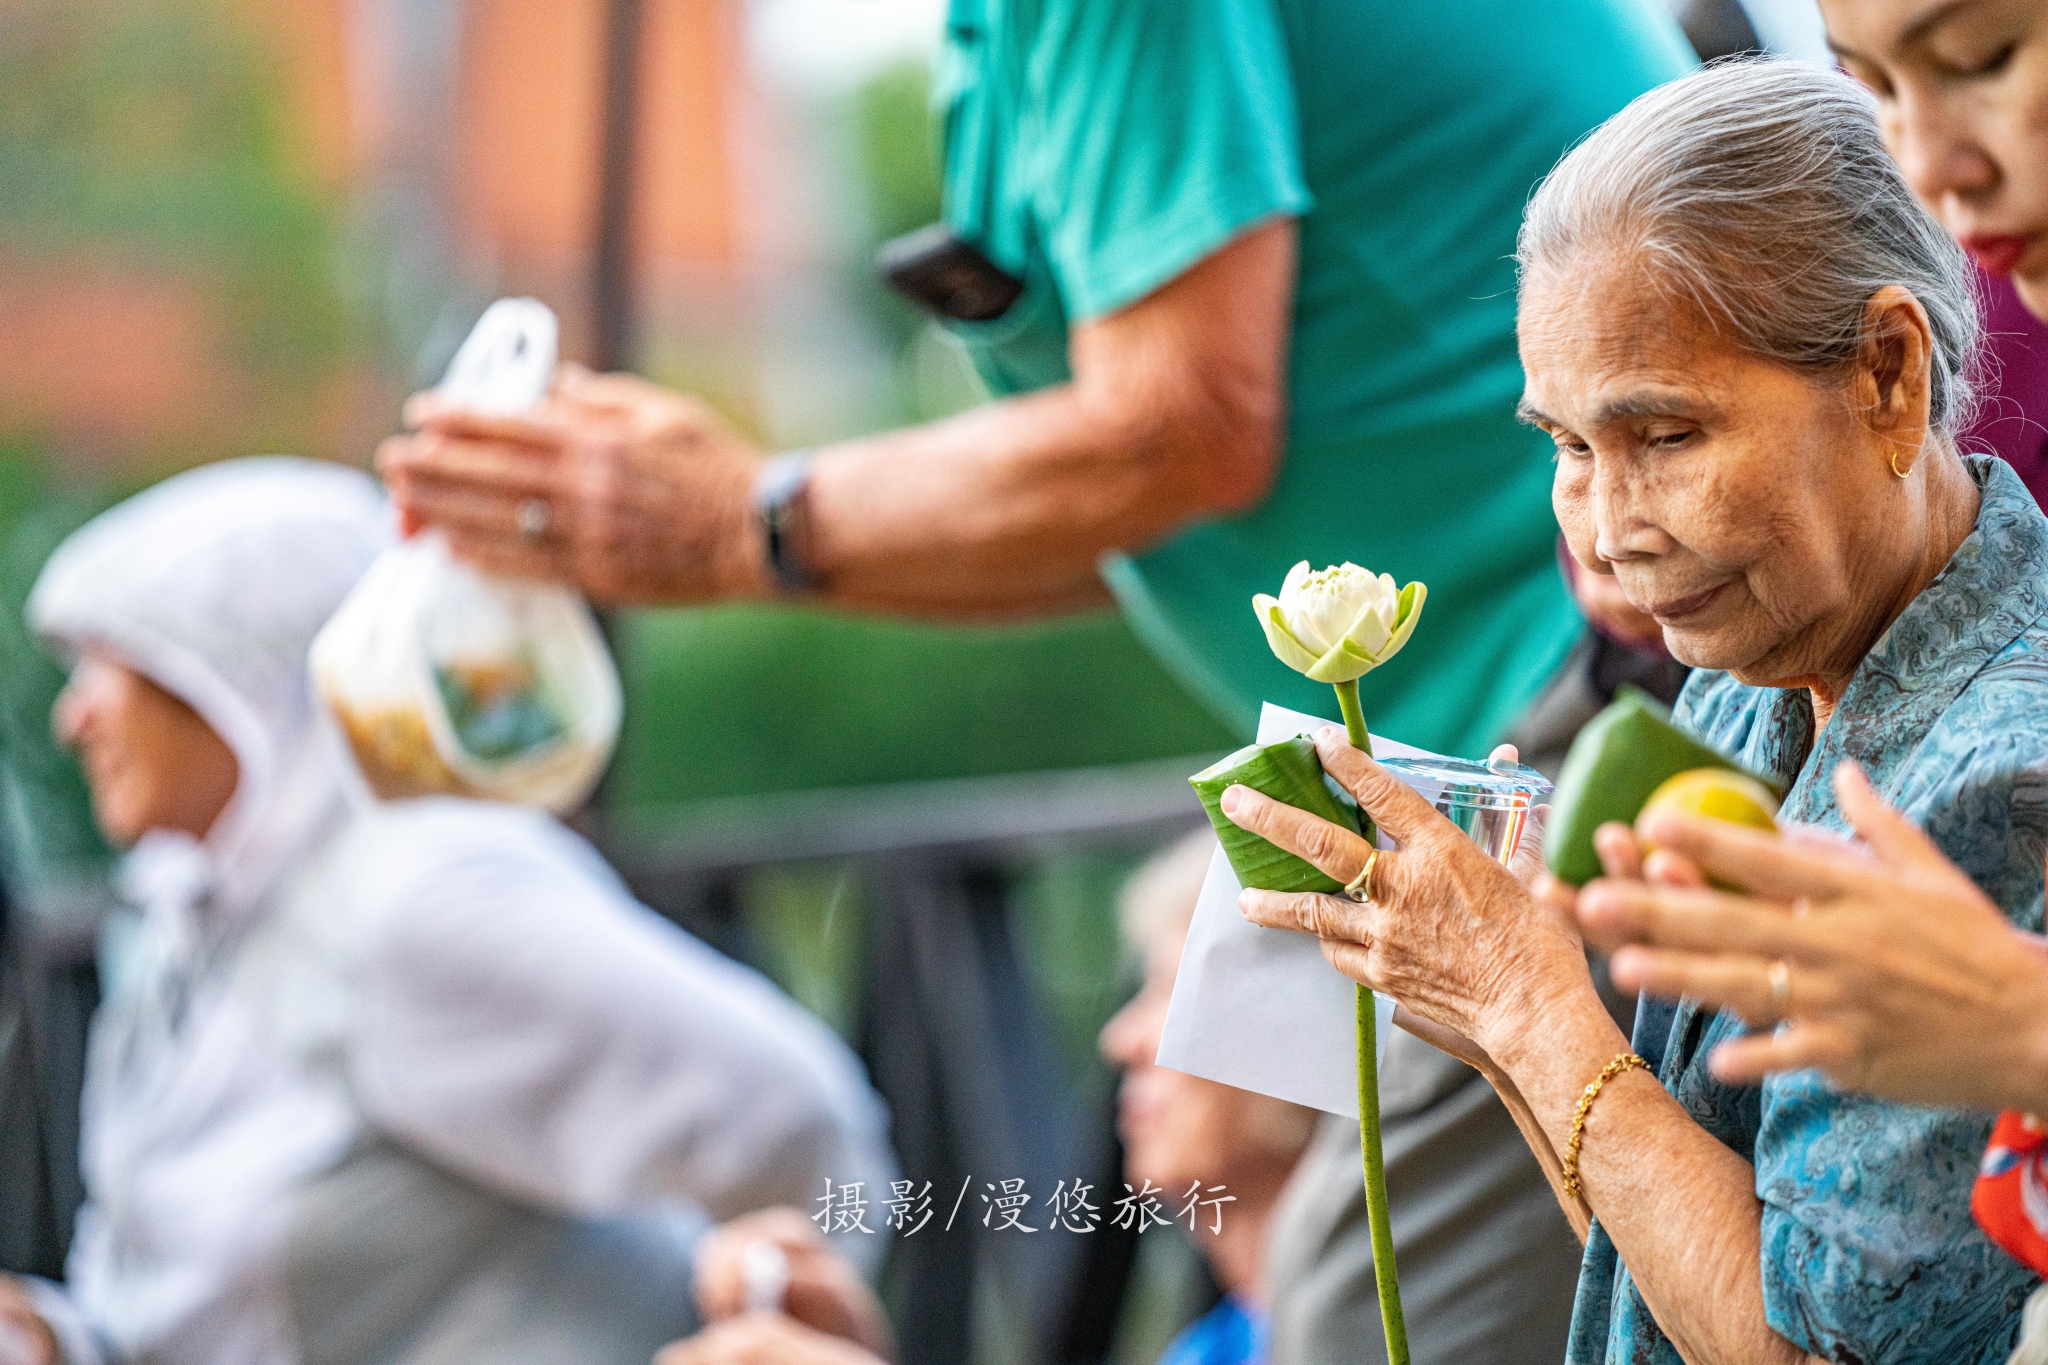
[1254,561,1426,684]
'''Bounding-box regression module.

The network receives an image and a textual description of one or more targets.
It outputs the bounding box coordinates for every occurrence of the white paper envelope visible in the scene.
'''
[1156,702,1457,1118]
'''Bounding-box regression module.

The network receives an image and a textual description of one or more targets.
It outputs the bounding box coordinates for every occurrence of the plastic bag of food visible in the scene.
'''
[311,299,622,813]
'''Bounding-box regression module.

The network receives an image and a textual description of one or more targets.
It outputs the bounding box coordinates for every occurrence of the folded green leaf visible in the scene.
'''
[1546,688,1786,886]
[1190,736,1362,893]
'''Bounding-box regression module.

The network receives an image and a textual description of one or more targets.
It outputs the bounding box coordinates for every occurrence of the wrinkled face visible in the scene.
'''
[1098,916,1312,1198]
[1519,260,1905,686]
[52,653,239,848]
[1825,0,2048,317]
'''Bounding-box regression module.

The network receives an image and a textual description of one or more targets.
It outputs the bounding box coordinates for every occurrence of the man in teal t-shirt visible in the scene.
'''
[385,2,1688,764]
[938,0,1693,755]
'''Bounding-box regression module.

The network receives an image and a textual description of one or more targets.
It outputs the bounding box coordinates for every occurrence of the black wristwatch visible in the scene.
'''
[752,451,819,595]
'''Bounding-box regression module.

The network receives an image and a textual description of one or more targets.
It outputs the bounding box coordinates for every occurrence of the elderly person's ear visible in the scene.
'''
[1854,285,1937,455]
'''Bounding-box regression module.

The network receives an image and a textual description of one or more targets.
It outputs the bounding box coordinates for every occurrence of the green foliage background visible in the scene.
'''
[0,15,1220,1359]
[0,0,355,883]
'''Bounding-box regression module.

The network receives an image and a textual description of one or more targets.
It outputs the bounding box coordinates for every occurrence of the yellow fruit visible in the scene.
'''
[1637,767,1780,836]
[1636,769,1779,889]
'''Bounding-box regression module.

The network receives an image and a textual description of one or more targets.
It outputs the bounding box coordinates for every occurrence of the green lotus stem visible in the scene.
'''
[1334,676,1407,1365]
[1357,981,1408,1365]
[1334,677,1370,756]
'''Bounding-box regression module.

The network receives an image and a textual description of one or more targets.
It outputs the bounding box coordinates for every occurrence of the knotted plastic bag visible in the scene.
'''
[311,299,622,813]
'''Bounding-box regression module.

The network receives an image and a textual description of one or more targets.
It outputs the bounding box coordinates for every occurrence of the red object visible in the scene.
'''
[1963,235,2030,277]
[1964,269,2048,509]
[1974,1110,2048,1276]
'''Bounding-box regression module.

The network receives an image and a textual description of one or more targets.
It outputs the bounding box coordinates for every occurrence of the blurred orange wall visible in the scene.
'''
[2,0,745,469]
[458,0,742,359]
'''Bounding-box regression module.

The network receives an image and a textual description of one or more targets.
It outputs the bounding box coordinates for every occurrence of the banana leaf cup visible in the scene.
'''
[1546,687,1785,886]
[1190,735,1363,893]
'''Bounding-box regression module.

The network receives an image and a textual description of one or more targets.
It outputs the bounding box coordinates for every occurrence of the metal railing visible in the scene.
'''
[0,754,1219,1364]
[604,753,1219,1365]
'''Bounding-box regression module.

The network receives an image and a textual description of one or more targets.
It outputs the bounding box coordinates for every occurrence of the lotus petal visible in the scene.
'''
[1380,581,1427,661]
[1339,595,1393,658]
[1255,595,1323,674]
[1254,562,1427,682]
[1305,637,1376,683]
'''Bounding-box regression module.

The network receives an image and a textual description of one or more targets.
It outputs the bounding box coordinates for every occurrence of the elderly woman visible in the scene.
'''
[0,459,893,1365]
[1557,0,2048,1327]
[1221,59,2047,1364]
[1544,9,2048,1356]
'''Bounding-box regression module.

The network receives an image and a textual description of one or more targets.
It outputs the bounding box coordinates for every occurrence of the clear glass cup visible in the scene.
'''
[1373,754,1554,865]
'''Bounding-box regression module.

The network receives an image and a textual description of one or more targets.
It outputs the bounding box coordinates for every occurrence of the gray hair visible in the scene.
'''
[1518,59,1981,433]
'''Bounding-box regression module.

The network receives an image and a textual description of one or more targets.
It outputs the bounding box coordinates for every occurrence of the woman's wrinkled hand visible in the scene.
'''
[1223,726,1593,1055]
[655,1313,889,1365]
[691,1208,894,1360]
[376,365,767,603]
[0,1278,56,1365]
[1575,760,2048,1109]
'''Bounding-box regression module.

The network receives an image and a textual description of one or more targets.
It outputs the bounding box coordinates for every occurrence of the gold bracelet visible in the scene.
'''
[1561,1051,1650,1201]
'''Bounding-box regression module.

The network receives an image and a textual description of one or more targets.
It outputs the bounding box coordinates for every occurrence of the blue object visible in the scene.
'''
[1159,1295,1265,1365]
[1569,456,2047,1363]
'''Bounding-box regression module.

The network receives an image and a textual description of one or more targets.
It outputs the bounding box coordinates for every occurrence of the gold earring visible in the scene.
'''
[1890,449,1912,479]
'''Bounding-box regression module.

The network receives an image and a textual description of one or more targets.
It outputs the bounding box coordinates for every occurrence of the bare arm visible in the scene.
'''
[1392,1004,1590,1243]
[803,219,1292,612]
[378,220,1295,616]
[1484,982,1825,1365]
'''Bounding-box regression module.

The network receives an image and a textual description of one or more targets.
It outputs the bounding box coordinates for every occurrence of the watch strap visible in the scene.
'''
[752,450,819,594]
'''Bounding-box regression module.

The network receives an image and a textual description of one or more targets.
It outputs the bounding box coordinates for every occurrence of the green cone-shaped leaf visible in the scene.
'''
[1546,687,1786,886]
[1190,736,1362,893]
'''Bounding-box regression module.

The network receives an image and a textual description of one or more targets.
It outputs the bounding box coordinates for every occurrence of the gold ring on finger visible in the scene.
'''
[1344,848,1381,904]
[1768,958,1792,1018]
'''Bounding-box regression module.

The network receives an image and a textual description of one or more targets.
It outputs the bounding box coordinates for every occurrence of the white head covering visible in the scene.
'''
[21,464,900,1365]
[27,457,393,927]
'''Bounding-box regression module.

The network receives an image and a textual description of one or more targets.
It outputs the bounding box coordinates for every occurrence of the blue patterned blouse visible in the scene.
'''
[1568,455,2048,1364]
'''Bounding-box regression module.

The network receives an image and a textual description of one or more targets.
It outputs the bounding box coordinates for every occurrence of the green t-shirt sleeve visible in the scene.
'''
[1018,0,1312,322]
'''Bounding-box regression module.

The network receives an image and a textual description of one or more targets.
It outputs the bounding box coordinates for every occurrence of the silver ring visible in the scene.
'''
[1768,959,1791,1017]
[516,497,553,542]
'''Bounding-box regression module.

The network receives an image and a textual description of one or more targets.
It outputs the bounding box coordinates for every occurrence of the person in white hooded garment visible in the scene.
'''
[0,457,895,1365]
